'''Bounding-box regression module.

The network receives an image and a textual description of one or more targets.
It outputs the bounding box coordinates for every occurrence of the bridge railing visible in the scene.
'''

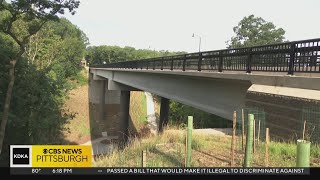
[90,38,320,74]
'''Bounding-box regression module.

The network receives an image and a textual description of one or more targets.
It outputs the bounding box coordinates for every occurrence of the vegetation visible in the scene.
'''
[129,92,148,136]
[94,128,320,167]
[226,14,286,48]
[0,1,311,169]
[86,45,186,65]
[0,0,86,165]
[168,101,231,129]
[151,96,231,129]
[0,17,87,144]
[62,70,90,144]
[0,0,81,155]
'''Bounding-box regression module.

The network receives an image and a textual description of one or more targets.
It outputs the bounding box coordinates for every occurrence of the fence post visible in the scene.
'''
[186,116,193,167]
[302,120,306,140]
[244,114,254,167]
[183,54,186,71]
[170,58,174,71]
[253,119,256,153]
[246,48,252,73]
[218,50,223,72]
[197,53,202,71]
[185,129,187,167]
[153,59,155,70]
[161,58,164,70]
[288,43,295,75]
[146,60,149,70]
[266,128,269,167]
[231,111,236,166]
[257,120,261,145]
[242,109,245,151]
[142,150,147,167]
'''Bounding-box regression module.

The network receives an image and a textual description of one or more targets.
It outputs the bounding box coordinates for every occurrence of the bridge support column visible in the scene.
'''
[89,73,107,138]
[100,81,106,121]
[159,97,169,133]
[119,91,130,141]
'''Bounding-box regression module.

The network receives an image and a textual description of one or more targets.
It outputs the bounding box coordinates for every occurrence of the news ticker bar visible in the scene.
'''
[11,167,310,175]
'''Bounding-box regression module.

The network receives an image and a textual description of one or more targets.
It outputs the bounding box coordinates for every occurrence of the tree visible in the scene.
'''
[226,15,286,48]
[85,45,187,65]
[0,0,80,155]
[0,17,87,153]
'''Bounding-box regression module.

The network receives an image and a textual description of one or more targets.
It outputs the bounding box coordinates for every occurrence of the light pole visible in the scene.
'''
[192,33,201,52]
[148,46,156,57]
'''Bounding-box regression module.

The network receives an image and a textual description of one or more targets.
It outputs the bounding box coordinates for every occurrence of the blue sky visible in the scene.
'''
[64,0,320,53]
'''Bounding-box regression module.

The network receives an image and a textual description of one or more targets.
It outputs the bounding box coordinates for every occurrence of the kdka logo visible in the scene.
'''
[13,148,29,164]
[10,145,32,167]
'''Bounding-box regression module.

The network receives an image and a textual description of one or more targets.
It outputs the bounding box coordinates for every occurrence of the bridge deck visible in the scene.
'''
[91,38,320,75]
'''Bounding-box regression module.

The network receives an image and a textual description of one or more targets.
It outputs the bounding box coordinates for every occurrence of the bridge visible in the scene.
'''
[89,38,320,141]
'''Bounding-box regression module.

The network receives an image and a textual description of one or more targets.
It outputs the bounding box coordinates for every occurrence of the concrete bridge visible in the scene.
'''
[89,38,320,141]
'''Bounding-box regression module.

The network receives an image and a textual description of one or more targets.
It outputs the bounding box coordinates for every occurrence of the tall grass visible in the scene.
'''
[93,128,185,167]
[129,92,148,135]
[140,92,147,124]
[69,69,88,88]
[93,127,320,167]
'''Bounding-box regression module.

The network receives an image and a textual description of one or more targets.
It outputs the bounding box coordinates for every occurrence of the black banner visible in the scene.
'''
[10,167,310,175]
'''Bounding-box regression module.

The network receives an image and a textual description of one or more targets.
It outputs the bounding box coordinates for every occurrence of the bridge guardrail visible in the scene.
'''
[90,38,320,75]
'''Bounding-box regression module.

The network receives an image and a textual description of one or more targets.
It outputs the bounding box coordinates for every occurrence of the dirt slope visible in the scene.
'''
[63,85,91,144]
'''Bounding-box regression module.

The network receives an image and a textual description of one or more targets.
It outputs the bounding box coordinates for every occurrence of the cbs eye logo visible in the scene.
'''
[10,145,32,167]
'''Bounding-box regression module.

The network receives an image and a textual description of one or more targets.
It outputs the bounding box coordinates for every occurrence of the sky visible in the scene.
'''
[64,0,320,53]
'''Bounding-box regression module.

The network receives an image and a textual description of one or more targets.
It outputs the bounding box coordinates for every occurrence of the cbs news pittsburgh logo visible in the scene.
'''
[10,145,92,167]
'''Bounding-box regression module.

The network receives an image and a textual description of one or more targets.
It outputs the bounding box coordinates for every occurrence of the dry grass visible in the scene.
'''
[94,127,320,167]
[63,84,91,144]
[129,91,148,136]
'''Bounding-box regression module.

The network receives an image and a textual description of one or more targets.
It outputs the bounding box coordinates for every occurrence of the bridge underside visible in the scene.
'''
[89,68,320,142]
[91,68,320,119]
[92,69,252,120]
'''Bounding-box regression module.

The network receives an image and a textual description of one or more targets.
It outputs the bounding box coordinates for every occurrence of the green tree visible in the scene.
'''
[168,100,230,128]
[0,0,80,155]
[86,45,186,65]
[227,15,286,48]
[24,17,88,85]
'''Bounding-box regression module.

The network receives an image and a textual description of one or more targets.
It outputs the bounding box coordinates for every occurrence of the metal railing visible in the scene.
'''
[90,38,320,75]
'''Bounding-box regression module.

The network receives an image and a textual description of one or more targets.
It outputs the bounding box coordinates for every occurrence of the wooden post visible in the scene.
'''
[266,128,269,167]
[242,109,245,151]
[231,111,236,166]
[253,119,256,153]
[142,150,147,167]
[257,120,261,145]
[302,120,306,140]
